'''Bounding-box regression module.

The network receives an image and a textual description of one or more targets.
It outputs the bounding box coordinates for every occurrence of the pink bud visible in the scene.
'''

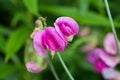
[104,33,117,55]
[54,17,79,39]
[26,62,43,73]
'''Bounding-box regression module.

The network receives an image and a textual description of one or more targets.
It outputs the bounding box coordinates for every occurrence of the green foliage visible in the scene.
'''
[0,36,6,53]
[0,25,11,36]
[0,64,16,78]
[40,5,119,27]
[78,0,91,15]
[23,0,39,16]
[5,27,31,61]
[0,0,120,80]
[11,12,27,27]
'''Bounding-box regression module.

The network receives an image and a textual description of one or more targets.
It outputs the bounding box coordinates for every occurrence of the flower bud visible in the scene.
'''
[35,19,43,30]
[24,40,47,73]
[26,62,43,73]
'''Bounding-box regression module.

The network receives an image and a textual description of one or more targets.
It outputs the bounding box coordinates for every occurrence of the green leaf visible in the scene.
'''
[5,26,31,61]
[0,36,6,53]
[0,25,12,36]
[40,6,120,27]
[91,0,105,14]
[0,64,16,78]
[11,12,26,27]
[23,0,39,16]
[79,0,91,15]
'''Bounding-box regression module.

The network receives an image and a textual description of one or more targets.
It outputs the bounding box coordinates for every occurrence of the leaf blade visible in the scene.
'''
[5,26,31,61]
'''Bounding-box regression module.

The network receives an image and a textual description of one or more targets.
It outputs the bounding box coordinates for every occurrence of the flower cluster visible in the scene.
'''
[87,33,120,79]
[25,16,79,73]
[33,16,79,57]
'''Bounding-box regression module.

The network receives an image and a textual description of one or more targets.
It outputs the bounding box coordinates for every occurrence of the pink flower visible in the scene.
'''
[26,62,43,73]
[87,48,119,72]
[33,27,66,57]
[104,33,117,55]
[54,17,79,40]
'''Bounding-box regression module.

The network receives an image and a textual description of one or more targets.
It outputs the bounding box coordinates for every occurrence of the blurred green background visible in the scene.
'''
[0,0,120,80]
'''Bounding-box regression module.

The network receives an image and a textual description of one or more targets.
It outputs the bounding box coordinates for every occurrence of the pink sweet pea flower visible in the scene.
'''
[54,17,79,41]
[104,33,117,55]
[87,48,119,72]
[33,27,66,57]
[26,62,43,73]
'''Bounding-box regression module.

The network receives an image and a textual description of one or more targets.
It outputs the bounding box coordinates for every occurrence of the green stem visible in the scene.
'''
[57,52,74,80]
[104,0,120,54]
[46,54,60,80]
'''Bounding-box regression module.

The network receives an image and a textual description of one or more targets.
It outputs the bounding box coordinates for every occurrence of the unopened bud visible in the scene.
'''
[35,19,43,30]
[24,40,47,73]
[26,62,43,73]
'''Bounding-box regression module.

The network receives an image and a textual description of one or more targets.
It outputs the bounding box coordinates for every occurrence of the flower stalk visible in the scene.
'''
[57,52,74,80]
[104,0,120,55]
[46,54,60,80]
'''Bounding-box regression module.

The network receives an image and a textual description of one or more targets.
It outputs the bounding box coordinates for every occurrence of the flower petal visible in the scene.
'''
[102,68,120,80]
[87,48,108,72]
[54,23,67,43]
[54,16,79,37]
[87,48,102,64]
[104,33,117,55]
[87,48,119,72]
[33,30,46,57]
[99,50,119,67]
[94,59,108,72]
[45,27,66,51]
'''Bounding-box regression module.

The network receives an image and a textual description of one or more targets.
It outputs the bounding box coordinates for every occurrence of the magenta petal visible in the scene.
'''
[54,23,67,43]
[87,48,103,64]
[87,48,118,67]
[54,16,79,37]
[26,62,42,73]
[87,48,109,72]
[33,30,46,57]
[94,59,108,72]
[45,27,66,51]
[104,33,117,55]
[99,50,119,67]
